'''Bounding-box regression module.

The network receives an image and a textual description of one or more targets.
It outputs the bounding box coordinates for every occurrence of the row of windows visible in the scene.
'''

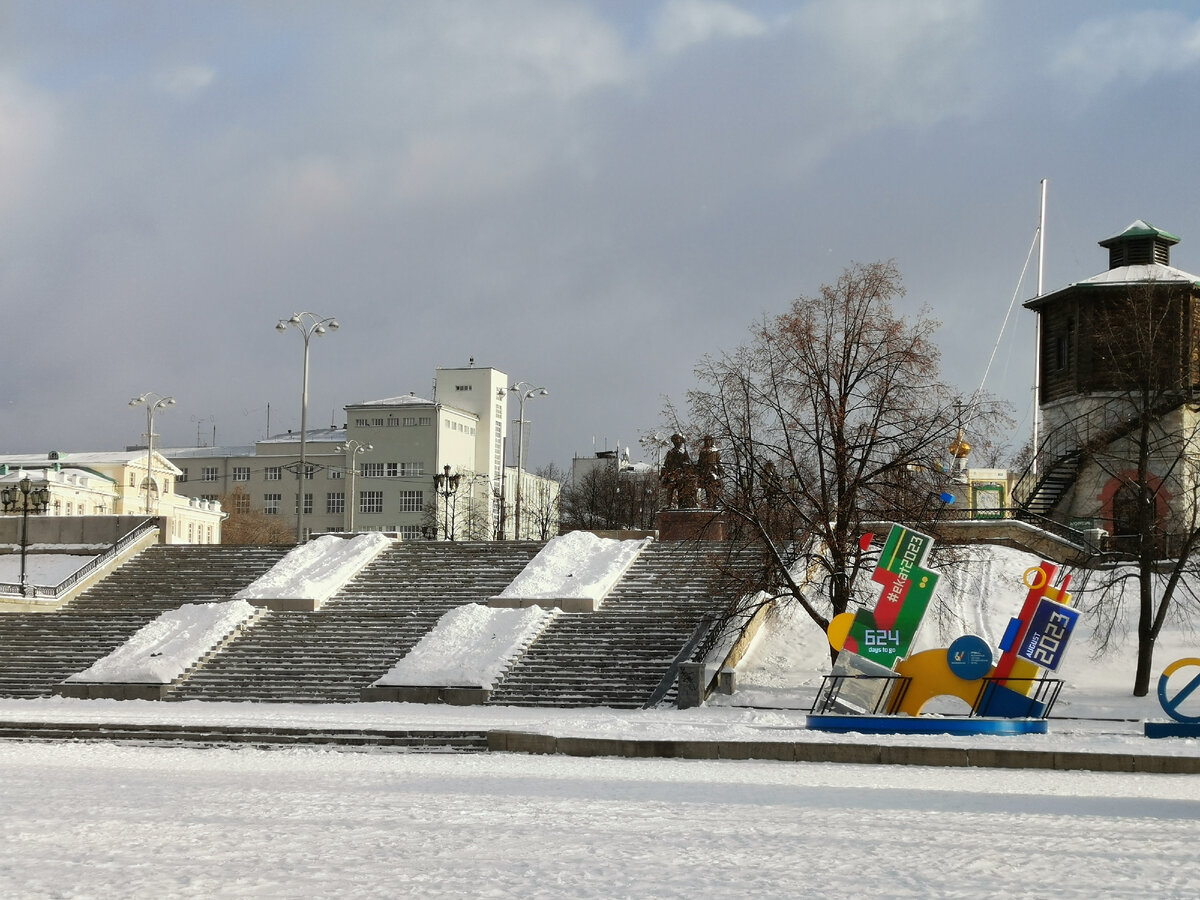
[360,462,424,477]
[444,419,476,436]
[353,416,433,428]
[196,462,428,482]
[260,490,425,515]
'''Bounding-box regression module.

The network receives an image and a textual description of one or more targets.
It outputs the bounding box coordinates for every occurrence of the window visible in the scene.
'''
[355,418,370,427]
[201,494,218,502]
[303,493,313,514]
[372,418,385,427]
[399,490,424,513]
[202,466,219,482]
[328,467,343,479]
[233,494,251,514]
[130,473,137,487]
[419,416,431,426]
[303,463,315,480]
[360,491,383,514]
[188,523,194,542]
[387,417,400,427]
[264,493,281,514]
[400,525,423,540]
[327,492,345,514]
[177,468,188,483]
[399,461,424,476]
[455,384,472,392]
[265,467,282,481]
[233,466,250,482]
[386,462,399,477]
[362,462,385,478]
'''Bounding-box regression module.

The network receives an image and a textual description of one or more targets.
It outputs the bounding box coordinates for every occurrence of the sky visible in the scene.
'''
[4,1,1200,472]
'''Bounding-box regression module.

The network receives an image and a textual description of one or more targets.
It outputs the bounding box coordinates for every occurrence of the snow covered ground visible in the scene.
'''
[2,541,1200,896]
[0,738,1196,898]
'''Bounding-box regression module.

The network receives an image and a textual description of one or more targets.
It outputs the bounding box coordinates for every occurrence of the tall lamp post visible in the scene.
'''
[509,381,548,540]
[335,439,372,532]
[276,311,338,543]
[129,392,175,515]
[433,464,462,540]
[2,474,51,596]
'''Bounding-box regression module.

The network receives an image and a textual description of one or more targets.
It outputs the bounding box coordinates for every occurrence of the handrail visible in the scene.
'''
[0,518,159,600]
[644,615,716,709]
[1012,395,1190,510]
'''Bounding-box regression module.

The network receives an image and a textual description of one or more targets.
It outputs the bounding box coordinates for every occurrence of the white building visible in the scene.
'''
[0,450,223,544]
[165,364,559,541]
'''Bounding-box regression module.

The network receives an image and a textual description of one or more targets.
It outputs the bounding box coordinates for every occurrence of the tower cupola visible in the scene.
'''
[1098,220,1179,269]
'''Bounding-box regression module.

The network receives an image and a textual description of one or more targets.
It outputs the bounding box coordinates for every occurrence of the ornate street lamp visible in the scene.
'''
[2,474,51,596]
[129,392,175,514]
[433,464,462,540]
[276,311,338,543]
[335,439,372,532]
[508,381,548,540]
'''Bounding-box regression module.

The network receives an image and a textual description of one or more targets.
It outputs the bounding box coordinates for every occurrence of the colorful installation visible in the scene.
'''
[1145,657,1200,738]
[812,524,1080,733]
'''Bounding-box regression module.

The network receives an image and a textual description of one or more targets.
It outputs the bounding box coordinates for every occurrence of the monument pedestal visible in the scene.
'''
[656,508,727,542]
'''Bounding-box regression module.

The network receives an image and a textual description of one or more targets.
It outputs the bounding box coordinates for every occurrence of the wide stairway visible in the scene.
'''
[169,541,543,703]
[0,545,289,699]
[487,542,743,708]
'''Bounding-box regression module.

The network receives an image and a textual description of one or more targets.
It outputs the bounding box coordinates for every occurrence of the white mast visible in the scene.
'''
[1032,178,1047,478]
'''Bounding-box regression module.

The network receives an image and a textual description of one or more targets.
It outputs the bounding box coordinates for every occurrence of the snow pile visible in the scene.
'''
[67,600,259,684]
[374,604,557,689]
[491,531,649,609]
[234,533,392,605]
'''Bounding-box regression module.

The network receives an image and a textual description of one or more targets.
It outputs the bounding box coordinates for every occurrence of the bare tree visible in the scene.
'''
[1052,282,1200,695]
[681,261,993,645]
[560,464,662,532]
[524,463,565,540]
[218,487,294,545]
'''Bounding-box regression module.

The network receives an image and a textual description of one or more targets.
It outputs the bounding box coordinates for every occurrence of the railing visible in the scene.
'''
[810,673,911,715]
[645,615,716,709]
[0,518,159,600]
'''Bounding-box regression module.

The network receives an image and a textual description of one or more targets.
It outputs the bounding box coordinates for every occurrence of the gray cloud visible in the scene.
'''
[2,1,1200,474]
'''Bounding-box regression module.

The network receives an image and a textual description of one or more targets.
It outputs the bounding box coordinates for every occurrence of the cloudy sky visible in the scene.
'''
[3,1,1200,471]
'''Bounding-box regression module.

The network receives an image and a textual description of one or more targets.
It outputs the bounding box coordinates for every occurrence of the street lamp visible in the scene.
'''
[276,311,339,543]
[2,473,51,596]
[433,464,462,540]
[335,439,372,532]
[129,392,175,514]
[509,381,548,540]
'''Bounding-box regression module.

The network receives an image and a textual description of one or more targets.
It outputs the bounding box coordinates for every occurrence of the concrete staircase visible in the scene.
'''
[0,545,289,699]
[168,542,543,703]
[486,542,741,708]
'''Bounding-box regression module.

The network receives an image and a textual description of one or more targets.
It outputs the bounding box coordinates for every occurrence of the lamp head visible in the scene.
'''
[326,319,339,331]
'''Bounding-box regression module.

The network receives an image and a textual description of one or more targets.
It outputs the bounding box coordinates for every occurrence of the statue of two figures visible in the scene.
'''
[660,433,722,509]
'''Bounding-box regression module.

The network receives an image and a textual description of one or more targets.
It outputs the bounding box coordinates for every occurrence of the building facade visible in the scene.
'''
[165,364,560,541]
[1019,221,1200,543]
[0,451,223,544]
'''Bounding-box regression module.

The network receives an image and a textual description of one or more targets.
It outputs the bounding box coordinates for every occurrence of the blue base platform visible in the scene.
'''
[806,715,1048,736]
[1144,721,1200,739]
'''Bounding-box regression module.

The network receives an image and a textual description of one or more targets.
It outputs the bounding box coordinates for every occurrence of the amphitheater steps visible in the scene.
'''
[0,545,289,698]
[487,542,747,708]
[168,542,543,703]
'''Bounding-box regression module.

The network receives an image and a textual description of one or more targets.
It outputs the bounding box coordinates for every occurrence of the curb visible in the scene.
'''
[486,730,1200,773]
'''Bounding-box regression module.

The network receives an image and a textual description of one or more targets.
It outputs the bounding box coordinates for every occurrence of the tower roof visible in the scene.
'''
[1098,219,1180,249]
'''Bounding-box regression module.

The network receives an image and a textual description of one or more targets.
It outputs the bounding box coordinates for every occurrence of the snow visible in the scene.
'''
[0,552,97,594]
[2,541,1200,895]
[234,532,392,605]
[491,531,648,607]
[373,604,558,688]
[66,601,259,684]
